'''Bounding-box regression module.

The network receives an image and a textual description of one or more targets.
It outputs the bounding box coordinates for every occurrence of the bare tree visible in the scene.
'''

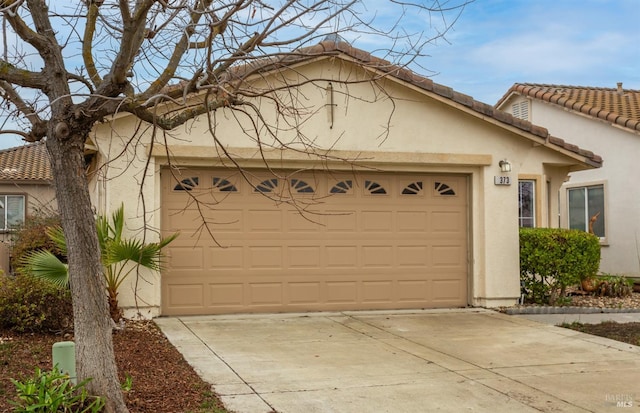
[0,0,470,411]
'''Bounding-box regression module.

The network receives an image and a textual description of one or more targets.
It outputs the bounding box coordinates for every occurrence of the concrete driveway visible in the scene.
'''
[155,309,640,413]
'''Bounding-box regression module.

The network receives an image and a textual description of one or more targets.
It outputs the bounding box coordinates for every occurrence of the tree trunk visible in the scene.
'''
[46,132,129,413]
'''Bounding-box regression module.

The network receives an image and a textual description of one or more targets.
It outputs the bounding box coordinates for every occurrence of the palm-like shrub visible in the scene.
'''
[20,205,177,321]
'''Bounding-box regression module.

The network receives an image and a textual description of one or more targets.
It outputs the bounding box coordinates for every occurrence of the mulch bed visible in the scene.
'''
[562,321,640,347]
[0,321,227,413]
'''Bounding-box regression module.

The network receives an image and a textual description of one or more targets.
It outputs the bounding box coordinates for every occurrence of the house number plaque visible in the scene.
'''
[494,176,511,185]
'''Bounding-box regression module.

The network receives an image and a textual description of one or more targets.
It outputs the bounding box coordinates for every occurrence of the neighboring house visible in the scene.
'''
[83,41,601,317]
[0,142,57,242]
[496,83,640,277]
[0,142,56,274]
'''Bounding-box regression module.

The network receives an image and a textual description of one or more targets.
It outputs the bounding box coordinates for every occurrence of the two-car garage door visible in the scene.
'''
[161,168,468,315]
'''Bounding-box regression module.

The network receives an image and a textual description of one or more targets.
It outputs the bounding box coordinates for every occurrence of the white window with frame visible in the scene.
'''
[568,184,605,238]
[0,194,25,231]
[518,180,536,227]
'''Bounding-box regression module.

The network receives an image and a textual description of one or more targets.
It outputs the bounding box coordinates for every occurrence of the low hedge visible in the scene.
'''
[520,228,600,305]
[0,273,73,333]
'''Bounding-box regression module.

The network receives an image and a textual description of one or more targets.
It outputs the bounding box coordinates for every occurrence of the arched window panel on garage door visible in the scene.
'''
[173,176,199,191]
[434,181,456,196]
[402,181,423,195]
[212,177,238,192]
[364,180,387,195]
[255,178,279,193]
[290,179,315,193]
[329,179,353,194]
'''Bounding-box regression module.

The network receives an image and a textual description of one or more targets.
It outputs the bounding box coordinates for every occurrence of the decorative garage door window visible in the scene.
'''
[212,177,238,192]
[255,178,279,193]
[290,179,314,193]
[434,181,456,196]
[330,180,353,194]
[402,181,423,195]
[364,180,386,194]
[255,178,315,194]
[173,177,199,191]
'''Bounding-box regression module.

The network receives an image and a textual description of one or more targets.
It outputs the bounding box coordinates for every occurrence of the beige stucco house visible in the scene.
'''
[496,83,640,277]
[86,41,601,317]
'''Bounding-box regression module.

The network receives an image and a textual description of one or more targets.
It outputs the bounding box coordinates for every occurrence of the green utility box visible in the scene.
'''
[52,341,76,384]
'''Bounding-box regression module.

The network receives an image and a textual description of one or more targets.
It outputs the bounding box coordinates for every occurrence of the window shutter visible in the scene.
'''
[511,101,529,120]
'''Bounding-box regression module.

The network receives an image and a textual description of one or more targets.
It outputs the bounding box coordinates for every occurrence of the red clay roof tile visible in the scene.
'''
[0,141,52,182]
[497,83,640,133]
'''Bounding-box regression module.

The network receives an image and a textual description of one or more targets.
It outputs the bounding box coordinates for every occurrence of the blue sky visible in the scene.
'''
[1,0,638,150]
[417,0,640,104]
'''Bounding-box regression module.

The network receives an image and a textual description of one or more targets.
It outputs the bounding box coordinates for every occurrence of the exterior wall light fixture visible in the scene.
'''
[498,159,512,173]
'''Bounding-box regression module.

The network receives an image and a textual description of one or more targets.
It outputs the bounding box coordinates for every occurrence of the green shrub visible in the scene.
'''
[10,367,104,413]
[11,214,64,273]
[520,228,600,305]
[0,273,73,333]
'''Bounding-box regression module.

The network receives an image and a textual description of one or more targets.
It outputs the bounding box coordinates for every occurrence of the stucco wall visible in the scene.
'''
[92,58,584,315]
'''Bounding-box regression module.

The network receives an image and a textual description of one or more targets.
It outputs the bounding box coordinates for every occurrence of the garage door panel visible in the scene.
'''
[208,246,243,269]
[397,246,429,267]
[206,210,244,232]
[165,209,204,231]
[432,245,465,267]
[361,211,394,232]
[326,281,358,303]
[362,246,394,267]
[210,283,244,306]
[325,245,359,268]
[326,210,357,231]
[287,246,321,268]
[287,282,322,304]
[248,210,282,231]
[397,280,429,302]
[166,283,205,308]
[249,283,283,305]
[397,211,428,232]
[247,246,283,269]
[287,210,324,232]
[162,169,468,315]
[362,281,394,303]
[431,210,465,233]
[168,246,204,269]
[432,278,466,302]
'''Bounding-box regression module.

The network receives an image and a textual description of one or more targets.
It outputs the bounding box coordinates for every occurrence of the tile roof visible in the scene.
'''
[496,83,640,132]
[0,141,52,182]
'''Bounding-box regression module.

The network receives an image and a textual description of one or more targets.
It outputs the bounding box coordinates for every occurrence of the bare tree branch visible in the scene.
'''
[0,79,47,140]
[139,0,215,100]
[82,2,102,86]
[0,60,47,89]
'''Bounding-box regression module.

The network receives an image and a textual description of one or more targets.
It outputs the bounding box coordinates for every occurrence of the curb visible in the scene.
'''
[504,306,640,315]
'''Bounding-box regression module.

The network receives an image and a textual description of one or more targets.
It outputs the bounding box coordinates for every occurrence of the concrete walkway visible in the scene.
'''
[155,309,640,413]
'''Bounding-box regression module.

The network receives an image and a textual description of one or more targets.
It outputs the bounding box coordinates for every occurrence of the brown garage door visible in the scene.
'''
[161,168,468,315]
